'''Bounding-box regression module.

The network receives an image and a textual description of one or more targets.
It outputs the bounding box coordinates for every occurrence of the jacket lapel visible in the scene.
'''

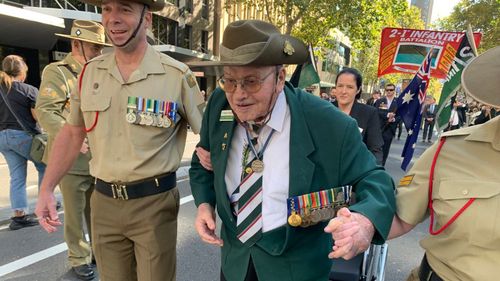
[285,87,316,197]
[214,103,238,228]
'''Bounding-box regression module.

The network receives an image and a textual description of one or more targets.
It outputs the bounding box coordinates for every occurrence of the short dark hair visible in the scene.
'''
[335,67,363,98]
[385,83,395,89]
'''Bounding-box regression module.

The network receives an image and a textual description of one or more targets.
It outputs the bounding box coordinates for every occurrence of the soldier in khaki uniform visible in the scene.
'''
[389,46,500,281]
[35,20,110,280]
[34,0,205,280]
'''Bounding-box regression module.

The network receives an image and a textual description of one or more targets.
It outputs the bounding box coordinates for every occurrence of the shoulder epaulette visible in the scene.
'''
[158,52,189,73]
[85,52,109,66]
[441,126,476,137]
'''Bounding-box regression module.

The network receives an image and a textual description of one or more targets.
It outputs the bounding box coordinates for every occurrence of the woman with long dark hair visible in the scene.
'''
[332,67,384,165]
[0,55,45,230]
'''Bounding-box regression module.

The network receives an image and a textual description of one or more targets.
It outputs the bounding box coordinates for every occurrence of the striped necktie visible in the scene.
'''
[231,128,275,245]
[233,158,263,245]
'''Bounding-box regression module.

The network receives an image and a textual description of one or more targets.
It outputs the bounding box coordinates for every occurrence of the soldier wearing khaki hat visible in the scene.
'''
[35,0,205,281]
[189,20,395,280]
[36,19,110,280]
[390,46,500,281]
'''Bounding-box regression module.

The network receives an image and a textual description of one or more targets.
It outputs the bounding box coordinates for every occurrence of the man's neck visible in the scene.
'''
[71,51,85,66]
[115,42,148,82]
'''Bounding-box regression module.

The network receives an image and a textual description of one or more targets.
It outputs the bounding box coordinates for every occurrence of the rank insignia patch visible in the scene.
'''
[398,175,415,187]
[186,73,197,88]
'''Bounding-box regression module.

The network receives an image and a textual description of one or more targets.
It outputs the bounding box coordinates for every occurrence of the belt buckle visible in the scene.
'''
[111,183,129,200]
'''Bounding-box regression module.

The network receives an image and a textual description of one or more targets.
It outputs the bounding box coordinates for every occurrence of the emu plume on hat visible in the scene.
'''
[78,0,165,12]
[189,20,308,70]
[462,46,500,107]
[55,20,111,46]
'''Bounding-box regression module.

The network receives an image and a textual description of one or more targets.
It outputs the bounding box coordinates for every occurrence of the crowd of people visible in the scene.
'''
[0,1,498,280]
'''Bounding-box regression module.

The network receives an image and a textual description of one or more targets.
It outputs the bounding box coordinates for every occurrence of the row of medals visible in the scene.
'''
[126,110,175,128]
[288,201,346,228]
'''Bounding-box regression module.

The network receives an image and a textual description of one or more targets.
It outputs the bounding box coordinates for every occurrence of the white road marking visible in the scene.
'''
[0,194,194,277]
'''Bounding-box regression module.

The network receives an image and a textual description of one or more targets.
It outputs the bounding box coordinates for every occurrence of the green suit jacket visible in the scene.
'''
[36,54,91,175]
[190,82,395,281]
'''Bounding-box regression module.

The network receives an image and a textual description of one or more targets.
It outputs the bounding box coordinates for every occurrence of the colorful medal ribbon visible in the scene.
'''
[287,185,353,227]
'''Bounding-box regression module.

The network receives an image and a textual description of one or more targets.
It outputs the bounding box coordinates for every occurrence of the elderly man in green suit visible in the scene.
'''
[35,20,110,280]
[189,20,395,281]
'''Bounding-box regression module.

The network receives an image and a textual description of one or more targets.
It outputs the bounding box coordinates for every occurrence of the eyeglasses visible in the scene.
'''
[218,70,275,93]
[385,89,395,91]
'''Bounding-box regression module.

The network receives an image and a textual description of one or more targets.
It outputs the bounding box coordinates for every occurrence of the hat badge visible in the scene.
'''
[283,40,295,56]
[75,29,82,37]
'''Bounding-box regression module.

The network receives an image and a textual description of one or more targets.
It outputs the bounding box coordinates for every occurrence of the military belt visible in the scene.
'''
[95,172,176,200]
[419,254,444,281]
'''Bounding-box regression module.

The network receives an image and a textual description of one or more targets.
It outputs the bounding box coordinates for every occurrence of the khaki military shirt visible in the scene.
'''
[396,116,500,281]
[67,45,205,182]
[36,53,91,175]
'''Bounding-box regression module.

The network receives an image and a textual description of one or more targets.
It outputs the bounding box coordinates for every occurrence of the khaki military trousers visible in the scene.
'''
[59,173,93,267]
[91,187,179,281]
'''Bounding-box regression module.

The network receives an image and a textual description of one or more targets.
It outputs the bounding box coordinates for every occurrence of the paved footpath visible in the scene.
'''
[0,131,200,224]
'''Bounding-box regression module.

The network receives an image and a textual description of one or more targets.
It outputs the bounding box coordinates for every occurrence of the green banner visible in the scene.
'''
[436,34,476,132]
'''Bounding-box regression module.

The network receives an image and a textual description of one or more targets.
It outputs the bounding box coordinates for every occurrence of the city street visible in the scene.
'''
[0,131,433,281]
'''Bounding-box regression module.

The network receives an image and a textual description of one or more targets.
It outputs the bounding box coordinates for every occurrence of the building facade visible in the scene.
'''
[410,0,434,28]
[0,0,216,89]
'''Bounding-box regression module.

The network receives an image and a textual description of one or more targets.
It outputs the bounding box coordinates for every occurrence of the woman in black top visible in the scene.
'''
[332,68,384,165]
[0,55,45,230]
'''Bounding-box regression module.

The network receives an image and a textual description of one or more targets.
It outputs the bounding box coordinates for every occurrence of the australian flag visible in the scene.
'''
[396,49,432,170]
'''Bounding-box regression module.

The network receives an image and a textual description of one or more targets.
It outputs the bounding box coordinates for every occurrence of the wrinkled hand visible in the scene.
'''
[35,189,62,233]
[196,147,213,171]
[324,208,375,260]
[195,203,223,246]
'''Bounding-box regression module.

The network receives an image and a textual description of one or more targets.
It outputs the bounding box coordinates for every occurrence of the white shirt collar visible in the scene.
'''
[266,90,286,133]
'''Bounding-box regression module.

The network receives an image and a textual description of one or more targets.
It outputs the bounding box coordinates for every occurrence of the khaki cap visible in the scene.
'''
[56,20,111,46]
[78,0,165,12]
[189,20,308,68]
[462,46,500,107]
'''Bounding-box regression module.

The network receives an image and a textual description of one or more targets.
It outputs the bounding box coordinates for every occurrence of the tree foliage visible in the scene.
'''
[435,0,500,52]
[222,0,425,88]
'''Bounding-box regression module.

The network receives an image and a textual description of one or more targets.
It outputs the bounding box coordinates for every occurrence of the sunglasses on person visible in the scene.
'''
[385,88,395,91]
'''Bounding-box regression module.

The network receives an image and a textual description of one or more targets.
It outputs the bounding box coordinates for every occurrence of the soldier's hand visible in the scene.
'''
[35,189,62,233]
[324,208,374,260]
[196,147,213,171]
[195,203,223,246]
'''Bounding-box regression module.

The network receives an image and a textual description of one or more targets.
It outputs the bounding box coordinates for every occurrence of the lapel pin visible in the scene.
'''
[220,110,234,122]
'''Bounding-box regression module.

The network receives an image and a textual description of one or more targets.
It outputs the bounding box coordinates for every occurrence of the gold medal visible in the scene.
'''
[126,112,137,124]
[288,212,302,227]
[251,159,264,173]
[245,167,253,174]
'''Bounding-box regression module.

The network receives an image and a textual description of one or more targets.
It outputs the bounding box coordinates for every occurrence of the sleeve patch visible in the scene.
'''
[186,73,197,88]
[41,88,58,98]
[398,175,415,187]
